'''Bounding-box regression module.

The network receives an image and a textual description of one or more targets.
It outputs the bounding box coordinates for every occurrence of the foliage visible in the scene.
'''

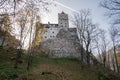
[0,49,25,80]
[32,16,42,47]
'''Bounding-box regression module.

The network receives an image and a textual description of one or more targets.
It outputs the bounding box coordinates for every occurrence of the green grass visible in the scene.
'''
[29,55,99,80]
[0,52,27,80]
[0,51,119,80]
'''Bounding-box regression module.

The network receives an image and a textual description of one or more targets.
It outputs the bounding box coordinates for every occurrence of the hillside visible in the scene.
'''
[26,57,98,80]
[0,49,120,80]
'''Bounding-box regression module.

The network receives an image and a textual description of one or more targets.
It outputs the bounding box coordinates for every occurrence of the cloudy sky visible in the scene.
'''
[41,0,110,30]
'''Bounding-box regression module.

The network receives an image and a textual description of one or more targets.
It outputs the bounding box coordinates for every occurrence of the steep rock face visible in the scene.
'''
[40,29,81,58]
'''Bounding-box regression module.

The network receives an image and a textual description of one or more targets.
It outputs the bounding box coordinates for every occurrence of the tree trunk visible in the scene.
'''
[80,45,84,62]
[112,58,116,72]
[0,31,6,48]
[103,53,106,67]
[86,40,90,65]
[1,36,6,48]
[14,49,22,68]
[86,49,90,65]
[113,41,119,73]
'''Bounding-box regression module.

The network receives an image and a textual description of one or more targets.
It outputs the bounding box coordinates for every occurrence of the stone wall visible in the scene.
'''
[40,28,81,58]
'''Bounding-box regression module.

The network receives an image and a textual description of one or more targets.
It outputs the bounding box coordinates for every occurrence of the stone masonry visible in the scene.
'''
[40,28,81,58]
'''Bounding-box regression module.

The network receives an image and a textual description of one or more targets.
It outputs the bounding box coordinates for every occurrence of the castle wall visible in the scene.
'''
[42,27,61,41]
[41,29,81,58]
[40,12,81,58]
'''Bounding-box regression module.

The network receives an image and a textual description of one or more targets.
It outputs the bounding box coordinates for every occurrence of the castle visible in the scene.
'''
[41,11,69,41]
[40,12,81,58]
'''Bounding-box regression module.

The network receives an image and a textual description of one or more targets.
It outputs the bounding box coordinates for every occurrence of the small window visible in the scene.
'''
[45,36,47,38]
[52,32,54,33]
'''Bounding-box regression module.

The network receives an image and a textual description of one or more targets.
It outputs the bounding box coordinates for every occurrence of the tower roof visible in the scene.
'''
[61,11,65,14]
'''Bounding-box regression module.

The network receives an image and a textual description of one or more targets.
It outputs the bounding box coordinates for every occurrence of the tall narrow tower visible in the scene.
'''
[58,11,69,30]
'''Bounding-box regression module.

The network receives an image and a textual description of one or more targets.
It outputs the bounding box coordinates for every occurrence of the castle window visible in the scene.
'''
[52,32,54,33]
[45,36,47,38]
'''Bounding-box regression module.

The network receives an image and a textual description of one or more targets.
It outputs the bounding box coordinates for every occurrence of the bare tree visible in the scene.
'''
[24,1,41,70]
[109,26,119,73]
[101,0,120,25]
[72,10,90,63]
[99,29,107,67]
[94,36,102,63]
[14,7,30,68]
[0,0,51,16]
[83,23,99,65]
[72,9,99,65]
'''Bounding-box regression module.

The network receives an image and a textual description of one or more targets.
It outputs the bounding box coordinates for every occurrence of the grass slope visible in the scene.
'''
[0,50,119,80]
[29,57,98,80]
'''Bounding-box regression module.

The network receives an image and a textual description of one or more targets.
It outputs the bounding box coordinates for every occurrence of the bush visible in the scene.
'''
[0,45,3,49]
[98,72,120,80]
[0,72,8,80]
[0,72,18,80]
[8,72,18,79]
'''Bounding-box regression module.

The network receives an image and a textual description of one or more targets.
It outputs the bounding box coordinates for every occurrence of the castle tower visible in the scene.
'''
[58,11,69,30]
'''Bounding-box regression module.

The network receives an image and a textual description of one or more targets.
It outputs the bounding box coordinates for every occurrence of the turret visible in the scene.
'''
[58,11,69,30]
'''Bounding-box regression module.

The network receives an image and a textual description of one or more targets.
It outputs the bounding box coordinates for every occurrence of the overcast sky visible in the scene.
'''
[41,0,110,30]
